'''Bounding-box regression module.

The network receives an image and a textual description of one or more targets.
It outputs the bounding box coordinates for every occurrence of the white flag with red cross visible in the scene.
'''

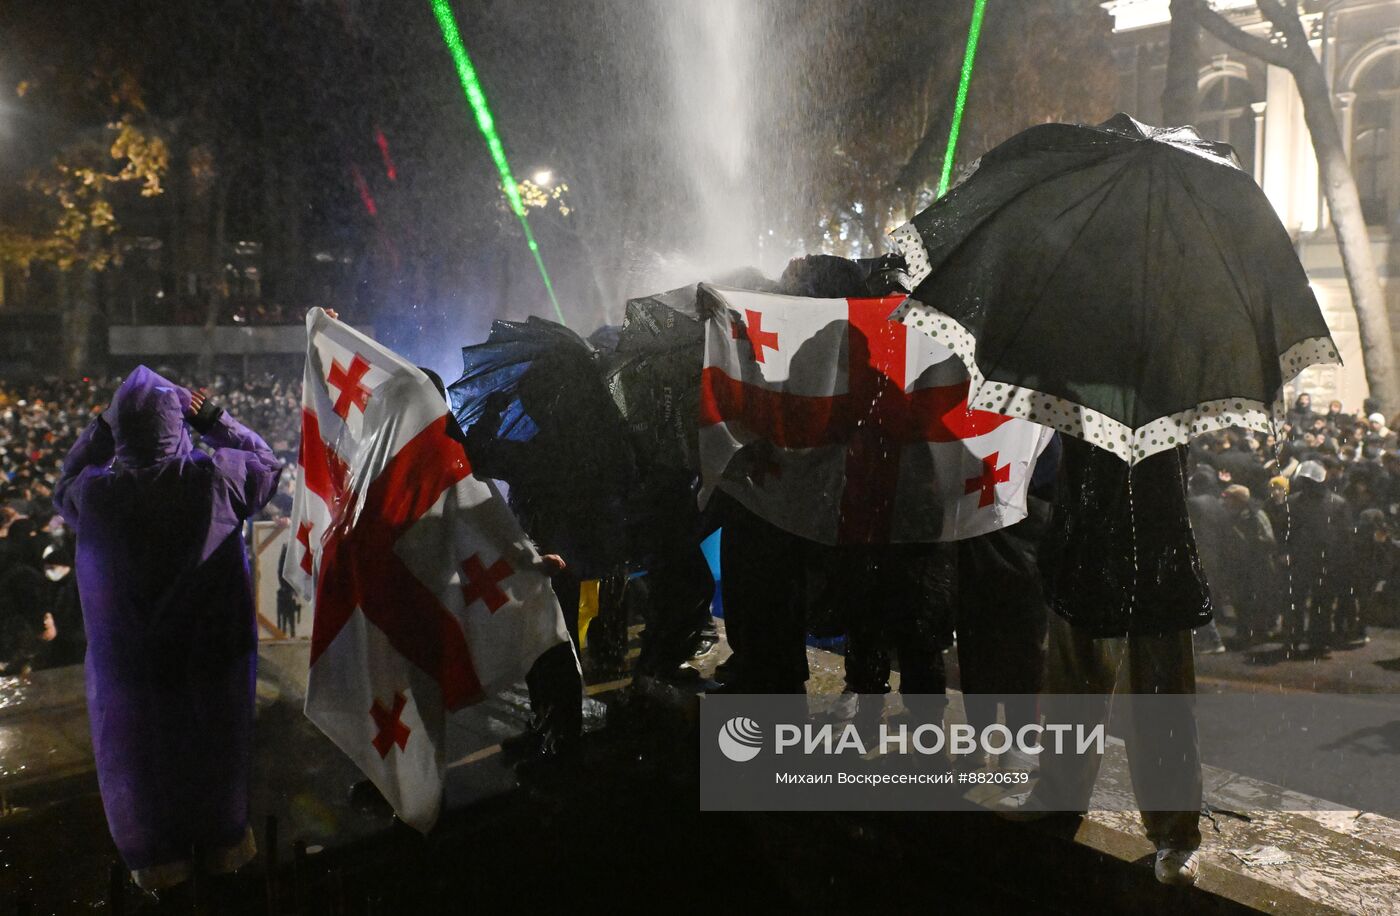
[699,286,1052,544]
[285,308,572,833]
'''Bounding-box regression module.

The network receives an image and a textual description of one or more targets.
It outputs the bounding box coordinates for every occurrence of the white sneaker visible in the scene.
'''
[992,791,1051,821]
[1154,848,1200,886]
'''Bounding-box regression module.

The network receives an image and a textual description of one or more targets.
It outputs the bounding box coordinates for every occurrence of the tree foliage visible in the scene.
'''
[0,47,169,272]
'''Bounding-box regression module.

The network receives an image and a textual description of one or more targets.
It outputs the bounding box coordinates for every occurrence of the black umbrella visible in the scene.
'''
[448,316,636,574]
[447,316,596,442]
[617,284,705,355]
[890,113,1340,464]
[606,285,706,470]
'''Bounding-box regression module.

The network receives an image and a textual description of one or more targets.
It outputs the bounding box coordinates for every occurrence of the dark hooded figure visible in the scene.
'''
[53,366,281,890]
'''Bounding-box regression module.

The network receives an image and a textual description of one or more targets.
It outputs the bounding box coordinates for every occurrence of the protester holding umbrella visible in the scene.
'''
[451,322,635,764]
[892,113,1341,886]
[605,284,727,683]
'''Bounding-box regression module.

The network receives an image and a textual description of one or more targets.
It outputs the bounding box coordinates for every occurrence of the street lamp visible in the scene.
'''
[532,169,553,187]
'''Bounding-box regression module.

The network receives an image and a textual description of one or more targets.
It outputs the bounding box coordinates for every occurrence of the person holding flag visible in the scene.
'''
[696,263,1052,702]
[285,308,574,832]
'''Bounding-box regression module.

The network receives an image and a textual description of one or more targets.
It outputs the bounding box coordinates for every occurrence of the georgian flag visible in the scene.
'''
[699,286,1052,544]
[285,308,571,832]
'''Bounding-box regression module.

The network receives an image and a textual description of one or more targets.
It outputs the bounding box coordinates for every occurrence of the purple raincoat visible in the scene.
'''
[53,367,280,877]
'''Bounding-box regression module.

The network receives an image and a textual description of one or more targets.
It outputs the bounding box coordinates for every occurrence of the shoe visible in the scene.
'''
[993,792,1052,821]
[661,663,702,684]
[821,690,859,722]
[1154,848,1200,886]
[992,792,1085,824]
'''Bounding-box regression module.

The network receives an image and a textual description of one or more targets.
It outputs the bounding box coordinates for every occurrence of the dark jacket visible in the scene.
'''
[1041,438,1211,637]
[1219,501,1277,610]
[1185,488,1230,608]
[1284,481,1354,597]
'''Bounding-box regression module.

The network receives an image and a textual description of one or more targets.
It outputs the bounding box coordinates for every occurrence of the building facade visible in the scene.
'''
[1107,0,1400,412]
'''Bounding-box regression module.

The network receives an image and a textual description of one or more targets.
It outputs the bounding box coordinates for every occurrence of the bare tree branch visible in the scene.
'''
[890,99,953,195]
[1192,1,1294,69]
[1255,0,1310,51]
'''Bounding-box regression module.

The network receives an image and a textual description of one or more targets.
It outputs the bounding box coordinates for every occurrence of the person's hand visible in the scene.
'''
[539,554,567,576]
[695,284,725,320]
[188,387,209,420]
[274,516,292,530]
[41,613,56,642]
[324,308,340,321]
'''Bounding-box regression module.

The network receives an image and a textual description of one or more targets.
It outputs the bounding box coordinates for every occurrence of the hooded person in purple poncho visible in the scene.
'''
[53,366,281,890]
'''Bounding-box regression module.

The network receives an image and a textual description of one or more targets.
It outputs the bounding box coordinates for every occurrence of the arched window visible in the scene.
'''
[1351,49,1400,227]
[1197,74,1257,174]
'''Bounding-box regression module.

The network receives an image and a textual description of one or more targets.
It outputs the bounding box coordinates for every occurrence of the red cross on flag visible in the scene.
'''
[699,287,1052,544]
[285,308,572,833]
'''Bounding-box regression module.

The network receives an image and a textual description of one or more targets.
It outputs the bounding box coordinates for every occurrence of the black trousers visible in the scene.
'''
[1285,570,1344,646]
[589,574,631,670]
[841,545,954,721]
[524,572,584,748]
[717,494,810,693]
[637,544,714,676]
[956,513,1050,735]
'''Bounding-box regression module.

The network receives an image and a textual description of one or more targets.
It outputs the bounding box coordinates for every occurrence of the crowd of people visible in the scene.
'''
[0,371,303,676]
[1186,392,1400,654]
[3,347,1392,896]
[5,365,1399,675]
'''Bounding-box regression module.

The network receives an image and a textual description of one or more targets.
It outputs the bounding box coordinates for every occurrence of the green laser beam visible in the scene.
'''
[430,0,567,326]
[937,0,988,199]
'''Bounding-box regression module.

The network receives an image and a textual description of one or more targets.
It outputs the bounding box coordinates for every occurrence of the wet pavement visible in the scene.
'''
[1195,622,1400,695]
[1,625,1399,913]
